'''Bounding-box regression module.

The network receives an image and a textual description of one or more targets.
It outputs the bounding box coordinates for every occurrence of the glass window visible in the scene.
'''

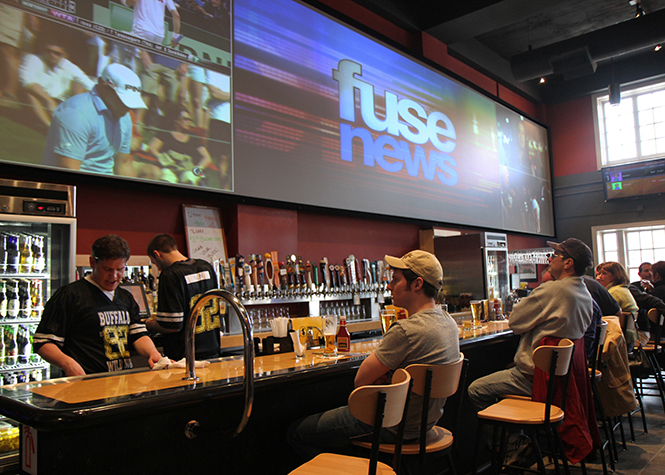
[595,222,665,282]
[596,81,665,167]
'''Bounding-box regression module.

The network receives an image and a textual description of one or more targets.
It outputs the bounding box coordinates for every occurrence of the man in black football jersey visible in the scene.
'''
[34,235,162,376]
[146,234,222,360]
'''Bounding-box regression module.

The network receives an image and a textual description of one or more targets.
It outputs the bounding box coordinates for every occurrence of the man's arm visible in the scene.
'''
[145,318,178,334]
[55,154,82,170]
[354,352,391,388]
[114,152,137,177]
[132,335,163,368]
[37,343,85,377]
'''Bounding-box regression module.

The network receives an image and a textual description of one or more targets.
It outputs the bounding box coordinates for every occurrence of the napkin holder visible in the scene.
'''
[254,336,294,356]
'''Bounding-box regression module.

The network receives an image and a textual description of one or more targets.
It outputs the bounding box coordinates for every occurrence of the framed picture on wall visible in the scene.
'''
[518,263,537,281]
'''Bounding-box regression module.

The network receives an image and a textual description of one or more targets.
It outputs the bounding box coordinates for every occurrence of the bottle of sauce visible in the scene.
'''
[336,315,350,353]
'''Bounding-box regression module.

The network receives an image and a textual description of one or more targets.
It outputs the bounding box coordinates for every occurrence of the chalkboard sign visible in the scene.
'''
[182,205,227,264]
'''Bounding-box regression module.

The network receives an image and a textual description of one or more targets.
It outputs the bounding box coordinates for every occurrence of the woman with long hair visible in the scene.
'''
[597,261,646,344]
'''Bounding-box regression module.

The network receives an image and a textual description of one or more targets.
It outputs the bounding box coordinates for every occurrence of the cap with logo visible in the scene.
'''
[100,63,147,109]
[547,238,593,272]
[384,250,443,290]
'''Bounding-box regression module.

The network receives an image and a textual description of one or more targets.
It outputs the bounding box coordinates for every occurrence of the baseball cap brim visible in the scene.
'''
[115,89,147,109]
[385,255,408,270]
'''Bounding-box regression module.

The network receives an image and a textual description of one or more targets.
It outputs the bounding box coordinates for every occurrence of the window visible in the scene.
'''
[593,221,665,282]
[595,80,665,168]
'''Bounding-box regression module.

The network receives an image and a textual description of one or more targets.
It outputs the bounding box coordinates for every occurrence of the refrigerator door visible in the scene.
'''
[484,248,509,303]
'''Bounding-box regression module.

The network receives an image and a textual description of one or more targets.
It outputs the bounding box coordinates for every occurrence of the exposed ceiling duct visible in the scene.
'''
[510,9,665,82]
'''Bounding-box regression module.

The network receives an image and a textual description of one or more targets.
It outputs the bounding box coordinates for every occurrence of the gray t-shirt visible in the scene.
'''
[374,307,460,439]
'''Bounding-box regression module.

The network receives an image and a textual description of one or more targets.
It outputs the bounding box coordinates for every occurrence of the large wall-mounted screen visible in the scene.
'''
[0,0,232,190]
[0,0,554,236]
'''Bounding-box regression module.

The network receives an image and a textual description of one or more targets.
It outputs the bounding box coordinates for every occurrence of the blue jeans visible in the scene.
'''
[287,405,401,461]
[467,366,532,412]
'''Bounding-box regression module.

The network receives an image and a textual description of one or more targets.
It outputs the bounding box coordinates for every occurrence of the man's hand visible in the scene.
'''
[171,33,183,47]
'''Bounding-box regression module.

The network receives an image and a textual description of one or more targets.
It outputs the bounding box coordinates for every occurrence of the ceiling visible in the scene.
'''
[339,0,665,104]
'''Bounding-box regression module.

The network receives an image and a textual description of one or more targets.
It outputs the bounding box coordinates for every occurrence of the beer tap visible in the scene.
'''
[339,264,348,292]
[306,260,313,293]
[249,254,259,298]
[256,254,266,299]
[346,254,358,292]
[244,262,254,299]
[313,265,321,294]
[320,258,330,294]
[329,264,337,293]
[362,258,371,292]
[370,261,378,291]
[235,254,245,297]
[263,253,274,298]
[278,261,288,297]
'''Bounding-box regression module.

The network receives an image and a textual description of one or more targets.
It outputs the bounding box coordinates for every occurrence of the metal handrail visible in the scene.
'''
[183,289,254,436]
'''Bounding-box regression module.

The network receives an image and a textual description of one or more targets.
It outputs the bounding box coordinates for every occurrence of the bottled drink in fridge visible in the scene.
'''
[0,234,7,274]
[6,280,19,319]
[19,234,33,274]
[17,325,30,364]
[32,235,45,273]
[5,325,17,365]
[31,279,44,319]
[0,326,5,365]
[5,234,19,274]
[0,280,6,320]
[18,279,32,318]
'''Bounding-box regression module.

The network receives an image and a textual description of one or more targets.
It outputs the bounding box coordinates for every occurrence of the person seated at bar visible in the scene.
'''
[34,235,162,376]
[596,261,642,344]
[468,238,593,460]
[145,234,222,361]
[287,250,460,461]
[650,261,665,303]
[631,262,654,292]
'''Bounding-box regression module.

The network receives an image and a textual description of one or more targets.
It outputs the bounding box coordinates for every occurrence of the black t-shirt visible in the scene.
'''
[34,278,148,374]
[155,259,221,360]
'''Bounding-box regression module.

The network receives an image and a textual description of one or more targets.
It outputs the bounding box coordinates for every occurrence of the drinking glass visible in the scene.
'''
[322,315,338,356]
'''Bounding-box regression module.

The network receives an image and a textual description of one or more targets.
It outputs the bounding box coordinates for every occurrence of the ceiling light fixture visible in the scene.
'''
[656,44,663,52]
[609,59,621,105]
[539,77,546,84]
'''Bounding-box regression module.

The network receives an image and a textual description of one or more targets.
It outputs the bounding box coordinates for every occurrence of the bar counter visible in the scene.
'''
[0,320,517,474]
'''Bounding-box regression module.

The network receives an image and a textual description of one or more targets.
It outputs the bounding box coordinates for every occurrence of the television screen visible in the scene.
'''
[0,0,232,190]
[602,158,665,200]
[0,0,555,236]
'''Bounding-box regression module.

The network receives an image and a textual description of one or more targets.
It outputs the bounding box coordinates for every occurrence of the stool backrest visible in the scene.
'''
[404,354,468,463]
[648,308,664,348]
[533,338,574,423]
[348,368,412,475]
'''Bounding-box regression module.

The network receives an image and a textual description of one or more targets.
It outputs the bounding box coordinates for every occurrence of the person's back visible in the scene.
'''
[157,258,221,360]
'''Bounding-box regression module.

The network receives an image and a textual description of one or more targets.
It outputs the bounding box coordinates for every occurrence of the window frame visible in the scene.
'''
[593,78,665,170]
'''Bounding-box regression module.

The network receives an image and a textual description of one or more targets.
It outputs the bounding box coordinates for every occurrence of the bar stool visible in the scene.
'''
[289,369,412,475]
[352,355,468,475]
[589,320,613,475]
[633,308,665,412]
[471,339,575,475]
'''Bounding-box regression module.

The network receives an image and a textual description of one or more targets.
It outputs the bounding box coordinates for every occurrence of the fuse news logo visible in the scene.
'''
[332,59,458,186]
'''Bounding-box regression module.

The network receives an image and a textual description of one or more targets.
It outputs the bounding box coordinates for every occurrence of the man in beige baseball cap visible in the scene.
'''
[287,249,459,459]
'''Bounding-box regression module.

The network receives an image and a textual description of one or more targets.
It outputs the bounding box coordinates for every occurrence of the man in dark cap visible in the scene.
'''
[469,237,594,408]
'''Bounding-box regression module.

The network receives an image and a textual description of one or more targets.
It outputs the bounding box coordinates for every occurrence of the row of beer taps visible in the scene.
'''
[213,253,391,300]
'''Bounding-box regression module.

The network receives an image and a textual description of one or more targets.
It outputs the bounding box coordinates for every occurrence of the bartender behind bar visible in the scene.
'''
[33,235,162,376]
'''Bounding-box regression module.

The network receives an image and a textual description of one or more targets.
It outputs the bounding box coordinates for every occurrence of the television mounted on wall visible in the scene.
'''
[602,158,665,201]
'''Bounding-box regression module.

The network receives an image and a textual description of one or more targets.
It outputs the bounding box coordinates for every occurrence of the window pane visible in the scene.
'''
[604,233,618,251]
[641,230,654,248]
[638,109,654,126]
[641,125,655,140]
[642,139,656,156]
[654,229,665,247]
[606,251,619,262]
[655,249,665,261]
[626,231,640,250]
[628,250,642,267]
[642,250,654,263]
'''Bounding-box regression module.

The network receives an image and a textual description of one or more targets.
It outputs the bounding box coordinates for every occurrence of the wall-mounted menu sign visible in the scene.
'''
[182,205,227,265]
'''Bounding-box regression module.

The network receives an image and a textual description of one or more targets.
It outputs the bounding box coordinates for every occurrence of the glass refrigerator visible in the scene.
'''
[0,179,76,469]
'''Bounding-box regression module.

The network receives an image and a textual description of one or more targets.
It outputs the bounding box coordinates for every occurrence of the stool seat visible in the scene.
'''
[289,453,396,475]
[477,397,565,425]
[354,425,453,455]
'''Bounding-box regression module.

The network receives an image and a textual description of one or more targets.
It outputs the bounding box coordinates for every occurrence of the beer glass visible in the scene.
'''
[380,309,396,334]
[322,315,338,357]
[470,300,483,329]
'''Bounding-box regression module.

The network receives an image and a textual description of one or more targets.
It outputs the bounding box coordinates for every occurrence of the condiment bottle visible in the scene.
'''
[336,315,350,353]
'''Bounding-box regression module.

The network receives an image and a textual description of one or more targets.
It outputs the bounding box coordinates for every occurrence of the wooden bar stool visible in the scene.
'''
[471,339,575,475]
[352,354,468,475]
[289,368,412,475]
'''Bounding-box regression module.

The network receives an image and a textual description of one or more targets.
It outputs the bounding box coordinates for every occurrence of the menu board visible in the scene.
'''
[182,205,227,264]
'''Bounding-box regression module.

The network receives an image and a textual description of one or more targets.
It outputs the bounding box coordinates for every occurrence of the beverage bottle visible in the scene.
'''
[17,325,30,364]
[18,234,33,274]
[0,234,7,274]
[5,234,19,274]
[31,280,44,319]
[32,236,45,273]
[0,325,5,365]
[18,280,32,318]
[5,325,18,365]
[336,315,351,353]
[6,280,19,319]
[0,280,6,320]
